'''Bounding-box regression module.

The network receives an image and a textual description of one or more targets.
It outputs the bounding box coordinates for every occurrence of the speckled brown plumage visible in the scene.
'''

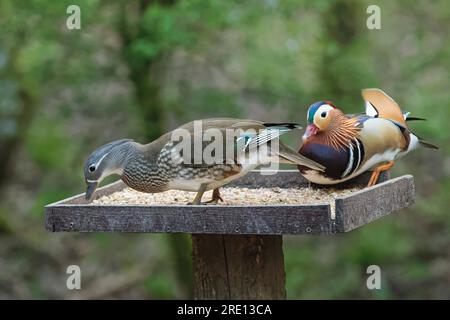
[84,118,325,203]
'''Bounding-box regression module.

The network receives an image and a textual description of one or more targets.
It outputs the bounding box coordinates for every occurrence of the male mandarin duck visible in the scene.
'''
[298,88,438,187]
[84,118,324,204]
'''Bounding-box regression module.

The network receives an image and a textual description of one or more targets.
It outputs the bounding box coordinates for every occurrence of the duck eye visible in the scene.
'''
[320,111,327,118]
[89,165,96,172]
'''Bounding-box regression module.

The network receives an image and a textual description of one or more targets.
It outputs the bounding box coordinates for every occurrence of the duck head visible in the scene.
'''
[303,101,339,141]
[303,101,360,150]
[84,139,134,201]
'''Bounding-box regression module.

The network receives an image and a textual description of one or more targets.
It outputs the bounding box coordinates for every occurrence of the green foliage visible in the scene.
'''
[144,273,175,299]
[0,208,13,234]
[26,117,75,169]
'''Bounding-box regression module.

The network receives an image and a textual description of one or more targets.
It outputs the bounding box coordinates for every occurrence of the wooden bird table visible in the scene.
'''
[45,170,415,299]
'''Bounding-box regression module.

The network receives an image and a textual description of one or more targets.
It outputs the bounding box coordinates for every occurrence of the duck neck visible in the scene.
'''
[121,142,168,192]
[104,141,136,176]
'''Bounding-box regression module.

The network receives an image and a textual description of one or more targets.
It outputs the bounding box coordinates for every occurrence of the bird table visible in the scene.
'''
[45,170,414,299]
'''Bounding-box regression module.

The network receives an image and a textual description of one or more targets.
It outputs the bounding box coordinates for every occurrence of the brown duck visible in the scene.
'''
[84,118,325,204]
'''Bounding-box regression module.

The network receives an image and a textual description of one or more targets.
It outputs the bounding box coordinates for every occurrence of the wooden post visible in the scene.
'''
[192,234,286,299]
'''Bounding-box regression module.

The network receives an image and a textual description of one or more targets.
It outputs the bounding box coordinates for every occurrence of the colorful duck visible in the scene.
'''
[298,88,438,186]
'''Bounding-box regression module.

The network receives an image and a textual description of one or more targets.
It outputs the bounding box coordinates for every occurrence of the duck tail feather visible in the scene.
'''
[419,140,439,150]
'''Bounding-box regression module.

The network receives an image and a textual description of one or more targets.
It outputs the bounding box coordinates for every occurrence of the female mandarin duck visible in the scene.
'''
[84,118,325,204]
[298,88,438,187]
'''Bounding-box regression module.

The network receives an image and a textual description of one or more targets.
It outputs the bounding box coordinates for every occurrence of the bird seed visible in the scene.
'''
[92,186,361,219]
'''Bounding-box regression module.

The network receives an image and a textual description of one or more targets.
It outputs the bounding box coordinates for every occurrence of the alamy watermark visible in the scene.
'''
[66,265,81,290]
[66,5,81,30]
[167,120,284,174]
[366,5,381,30]
[366,265,381,290]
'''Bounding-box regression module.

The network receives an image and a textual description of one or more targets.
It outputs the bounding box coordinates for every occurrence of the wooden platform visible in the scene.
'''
[45,170,414,235]
[45,170,415,299]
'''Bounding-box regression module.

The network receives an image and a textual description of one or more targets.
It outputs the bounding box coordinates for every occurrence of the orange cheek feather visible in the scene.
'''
[314,114,331,130]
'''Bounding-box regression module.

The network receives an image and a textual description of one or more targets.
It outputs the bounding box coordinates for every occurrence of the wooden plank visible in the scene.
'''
[45,204,332,234]
[192,234,286,299]
[334,175,415,233]
[45,170,412,235]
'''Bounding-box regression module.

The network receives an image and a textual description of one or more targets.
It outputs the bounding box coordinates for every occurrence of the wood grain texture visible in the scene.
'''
[334,175,415,233]
[45,204,331,234]
[192,234,286,299]
[45,170,412,234]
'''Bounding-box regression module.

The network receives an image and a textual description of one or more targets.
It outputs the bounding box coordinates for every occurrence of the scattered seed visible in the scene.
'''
[92,185,359,215]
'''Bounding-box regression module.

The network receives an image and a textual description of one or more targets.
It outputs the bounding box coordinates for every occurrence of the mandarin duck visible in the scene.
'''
[84,118,324,204]
[298,88,438,187]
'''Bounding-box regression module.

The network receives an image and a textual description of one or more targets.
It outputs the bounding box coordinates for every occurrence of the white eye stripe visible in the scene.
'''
[316,104,334,118]
[90,152,109,172]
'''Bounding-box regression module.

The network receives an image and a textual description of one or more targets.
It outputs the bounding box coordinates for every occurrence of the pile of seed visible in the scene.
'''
[93,186,360,218]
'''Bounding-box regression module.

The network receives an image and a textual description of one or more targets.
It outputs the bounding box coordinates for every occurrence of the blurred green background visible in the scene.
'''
[0,0,449,299]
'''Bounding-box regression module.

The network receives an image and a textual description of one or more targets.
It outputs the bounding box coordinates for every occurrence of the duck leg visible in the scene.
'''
[367,161,395,187]
[189,184,208,205]
[202,188,224,205]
